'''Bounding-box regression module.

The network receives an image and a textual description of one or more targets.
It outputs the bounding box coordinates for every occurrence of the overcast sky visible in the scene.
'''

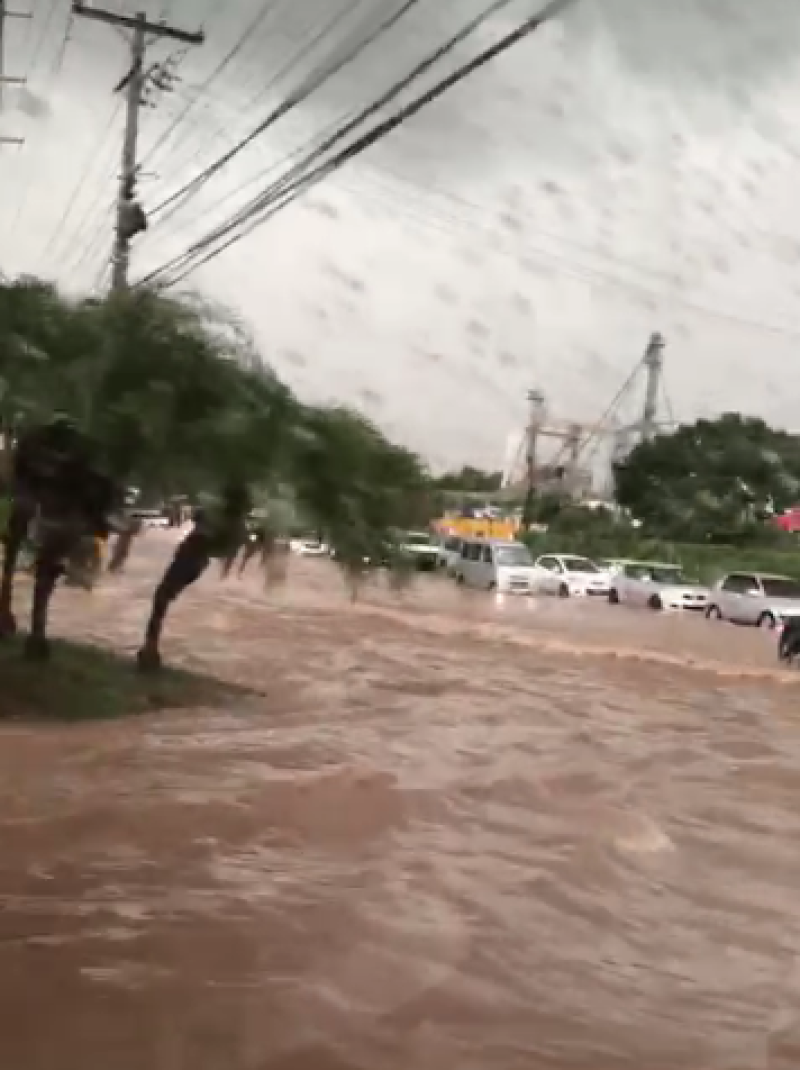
[2,0,800,473]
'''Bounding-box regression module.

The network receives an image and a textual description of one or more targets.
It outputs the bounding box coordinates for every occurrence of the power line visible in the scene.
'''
[145,0,368,220]
[67,195,116,279]
[140,0,523,274]
[335,172,800,347]
[146,105,363,250]
[162,152,800,348]
[45,98,123,266]
[132,1,800,347]
[140,0,577,287]
[6,0,73,239]
[142,0,383,210]
[138,0,281,173]
[146,0,506,243]
[346,166,684,287]
[146,0,423,224]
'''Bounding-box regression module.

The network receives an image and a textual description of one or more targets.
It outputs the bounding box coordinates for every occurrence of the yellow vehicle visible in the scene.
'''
[432,514,519,543]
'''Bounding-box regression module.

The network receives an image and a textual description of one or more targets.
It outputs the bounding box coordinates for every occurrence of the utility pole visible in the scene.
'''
[563,422,583,497]
[0,0,30,145]
[640,331,665,442]
[521,388,546,528]
[71,3,203,291]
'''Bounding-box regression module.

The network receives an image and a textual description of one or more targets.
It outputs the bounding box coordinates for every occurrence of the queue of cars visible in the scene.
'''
[431,532,800,634]
[290,526,800,637]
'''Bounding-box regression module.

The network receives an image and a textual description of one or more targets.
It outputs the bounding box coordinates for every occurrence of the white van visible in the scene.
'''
[456,538,537,594]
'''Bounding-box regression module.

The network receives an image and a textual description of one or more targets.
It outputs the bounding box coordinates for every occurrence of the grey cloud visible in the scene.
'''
[8,0,800,469]
[563,0,800,90]
[158,0,800,191]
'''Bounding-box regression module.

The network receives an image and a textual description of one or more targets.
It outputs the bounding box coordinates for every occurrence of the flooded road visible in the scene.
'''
[1,531,800,1069]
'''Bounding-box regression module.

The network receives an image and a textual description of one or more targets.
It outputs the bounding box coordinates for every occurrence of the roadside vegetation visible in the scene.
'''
[0,276,432,545]
[0,637,257,721]
[0,275,433,717]
[3,272,800,710]
[520,412,800,582]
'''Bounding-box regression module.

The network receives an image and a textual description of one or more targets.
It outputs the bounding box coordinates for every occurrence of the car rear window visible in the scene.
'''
[761,577,800,599]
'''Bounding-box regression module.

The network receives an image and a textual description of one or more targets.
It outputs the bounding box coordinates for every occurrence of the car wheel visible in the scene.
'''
[757,612,776,630]
[608,588,620,605]
[648,595,663,611]
[705,604,722,620]
[558,583,570,598]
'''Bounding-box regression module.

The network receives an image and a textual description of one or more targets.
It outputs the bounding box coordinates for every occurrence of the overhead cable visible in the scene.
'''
[7,0,75,246]
[148,0,515,242]
[44,98,123,264]
[140,0,524,279]
[148,0,406,199]
[138,0,283,172]
[140,0,577,287]
[146,0,424,222]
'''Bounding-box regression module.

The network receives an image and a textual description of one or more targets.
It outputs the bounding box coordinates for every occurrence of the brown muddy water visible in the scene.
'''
[1,530,800,1069]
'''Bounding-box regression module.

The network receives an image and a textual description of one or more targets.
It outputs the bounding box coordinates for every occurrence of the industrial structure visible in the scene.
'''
[500,331,676,500]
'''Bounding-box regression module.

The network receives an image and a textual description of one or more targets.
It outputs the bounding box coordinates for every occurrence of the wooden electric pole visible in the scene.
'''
[71,3,204,290]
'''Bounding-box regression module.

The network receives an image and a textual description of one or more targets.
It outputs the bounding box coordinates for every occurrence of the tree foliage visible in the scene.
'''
[0,278,429,556]
[614,413,800,544]
[433,465,502,493]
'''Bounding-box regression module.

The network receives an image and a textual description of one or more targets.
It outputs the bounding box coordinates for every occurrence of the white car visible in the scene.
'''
[532,554,611,598]
[705,572,800,628]
[289,536,329,557]
[608,560,708,611]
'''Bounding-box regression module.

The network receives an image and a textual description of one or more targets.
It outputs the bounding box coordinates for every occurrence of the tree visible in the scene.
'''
[289,405,429,574]
[434,465,502,493]
[0,278,430,567]
[614,413,800,544]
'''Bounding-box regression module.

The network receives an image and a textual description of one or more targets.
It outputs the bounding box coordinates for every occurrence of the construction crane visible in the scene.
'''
[501,400,599,496]
[501,331,677,500]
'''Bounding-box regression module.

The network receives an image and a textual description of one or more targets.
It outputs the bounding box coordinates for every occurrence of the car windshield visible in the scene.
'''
[496,545,533,567]
[405,533,431,546]
[650,567,689,585]
[762,577,800,599]
[563,557,599,573]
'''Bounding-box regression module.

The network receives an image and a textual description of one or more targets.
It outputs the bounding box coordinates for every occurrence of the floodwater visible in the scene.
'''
[1,530,800,1069]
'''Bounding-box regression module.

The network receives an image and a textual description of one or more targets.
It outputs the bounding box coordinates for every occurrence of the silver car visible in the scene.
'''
[706,572,800,629]
[608,561,708,611]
